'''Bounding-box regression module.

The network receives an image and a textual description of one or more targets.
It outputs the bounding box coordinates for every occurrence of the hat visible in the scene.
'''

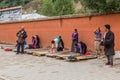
[104,24,110,30]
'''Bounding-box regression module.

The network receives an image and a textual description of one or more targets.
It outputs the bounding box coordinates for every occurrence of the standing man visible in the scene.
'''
[71,29,79,52]
[102,24,115,67]
[16,26,27,54]
[94,27,102,57]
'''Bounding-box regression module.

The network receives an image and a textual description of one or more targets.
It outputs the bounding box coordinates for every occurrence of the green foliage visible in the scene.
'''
[25,0,42,11]
[80,0,120,13]
[75,9,87,14]
[0,0,31,9]
[40,0,75,16]
[54,0,75,16]
[0,0,75,16]
[74,0,80,3]
[0,0,119,16]
[39,0,55,16]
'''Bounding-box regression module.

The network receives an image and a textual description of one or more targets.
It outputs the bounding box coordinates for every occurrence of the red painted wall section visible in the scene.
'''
[0,13,120,51]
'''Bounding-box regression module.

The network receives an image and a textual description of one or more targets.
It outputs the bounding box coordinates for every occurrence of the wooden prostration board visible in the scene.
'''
[76,55,97,60]
[45,53,58,58]
[24,48,50,54]
[66,55,97,62]
[25,50,33,54]
[32,51,49,56]
[45,50,70,58]
[56,54,71,60]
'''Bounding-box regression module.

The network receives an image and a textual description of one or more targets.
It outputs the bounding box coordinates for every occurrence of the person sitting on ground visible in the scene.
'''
[74,41,87,55]
[29,36,38,49]
[36,35,40,48]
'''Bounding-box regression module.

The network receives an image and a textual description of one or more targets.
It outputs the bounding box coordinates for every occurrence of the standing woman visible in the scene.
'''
[71,29,79,52]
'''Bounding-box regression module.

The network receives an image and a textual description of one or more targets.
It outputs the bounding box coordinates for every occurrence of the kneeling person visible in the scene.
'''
[51,36,64,53]
[74,41,87,55]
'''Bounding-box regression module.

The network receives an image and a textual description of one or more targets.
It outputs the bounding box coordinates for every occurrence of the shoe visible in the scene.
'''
[110,63,113,67]
[16,53,19,55]
[105,62,110,65]
[20,52,24,54]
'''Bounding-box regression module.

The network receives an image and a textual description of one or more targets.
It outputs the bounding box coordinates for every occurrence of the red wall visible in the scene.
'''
[0,13,120,51]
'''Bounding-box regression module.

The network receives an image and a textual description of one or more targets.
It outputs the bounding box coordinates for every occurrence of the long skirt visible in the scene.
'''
[71,40,78,52]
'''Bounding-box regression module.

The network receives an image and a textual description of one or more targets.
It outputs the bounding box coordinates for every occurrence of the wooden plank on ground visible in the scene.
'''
[45,50,70,58]
[32,51,48,56]
[24,48,50,55]
[56,54,71,60]
[76,55,97,60]
[45,53,58,58]
[66,55,97,62]
[25,50,33,54]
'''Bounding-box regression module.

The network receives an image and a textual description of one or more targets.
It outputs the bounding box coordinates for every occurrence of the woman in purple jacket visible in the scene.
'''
[71,29,79,52]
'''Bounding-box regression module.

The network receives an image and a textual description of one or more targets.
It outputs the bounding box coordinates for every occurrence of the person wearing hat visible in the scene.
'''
[16,26,27,54]
[102,24,115,67]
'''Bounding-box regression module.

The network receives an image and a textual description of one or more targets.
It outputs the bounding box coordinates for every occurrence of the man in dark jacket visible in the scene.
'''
[103,24,115,67]
[16,26,27,54]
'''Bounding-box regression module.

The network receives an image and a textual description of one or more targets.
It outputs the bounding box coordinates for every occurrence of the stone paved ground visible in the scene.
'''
[0,45,120,80]
[0,78,5,80]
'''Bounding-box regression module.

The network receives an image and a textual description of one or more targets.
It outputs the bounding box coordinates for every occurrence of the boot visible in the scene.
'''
[110,62,113,67]
[105,62,110,65]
